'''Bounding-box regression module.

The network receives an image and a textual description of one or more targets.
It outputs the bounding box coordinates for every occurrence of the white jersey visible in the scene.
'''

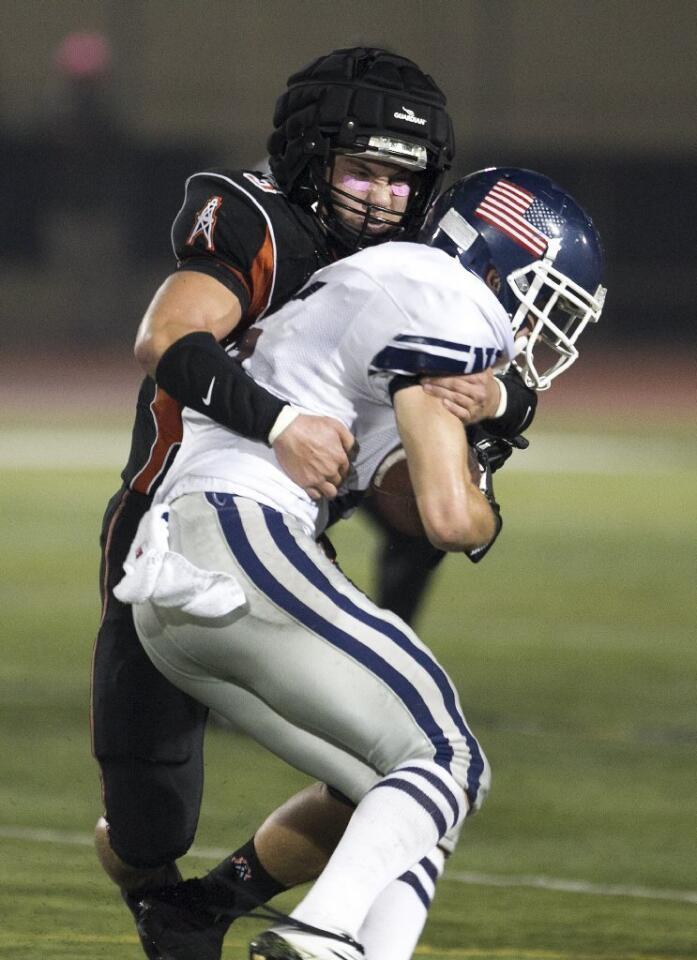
[155,242,515,536]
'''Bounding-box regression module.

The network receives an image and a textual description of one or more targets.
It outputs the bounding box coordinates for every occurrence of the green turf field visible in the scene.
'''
[1,420,695,960]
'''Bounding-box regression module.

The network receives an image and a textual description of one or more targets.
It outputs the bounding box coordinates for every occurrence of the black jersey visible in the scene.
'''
[121,169,331,496]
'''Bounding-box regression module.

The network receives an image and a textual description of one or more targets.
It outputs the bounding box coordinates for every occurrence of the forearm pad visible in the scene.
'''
[483,367,537,438]
[155,331,286,444]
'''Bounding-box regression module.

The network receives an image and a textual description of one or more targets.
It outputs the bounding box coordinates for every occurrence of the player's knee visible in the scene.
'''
[95,816,182,890]
[99,757,202,868]
[412,728,490,818]
[109,812,195,869]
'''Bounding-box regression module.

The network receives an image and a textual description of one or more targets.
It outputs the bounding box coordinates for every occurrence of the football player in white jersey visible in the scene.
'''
[149,238,512,537]
[115,167,605,960]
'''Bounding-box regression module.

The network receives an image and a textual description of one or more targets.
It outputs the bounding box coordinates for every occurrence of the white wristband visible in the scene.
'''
[266,403,300,447]
[493,377,508,419]
[268,405,301,445]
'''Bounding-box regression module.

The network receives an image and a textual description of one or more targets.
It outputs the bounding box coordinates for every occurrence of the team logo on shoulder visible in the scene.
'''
[187,195,222,251]
[243,172,281,193]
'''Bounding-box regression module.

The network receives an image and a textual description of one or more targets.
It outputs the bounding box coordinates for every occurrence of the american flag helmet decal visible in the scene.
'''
[474,179,565,257]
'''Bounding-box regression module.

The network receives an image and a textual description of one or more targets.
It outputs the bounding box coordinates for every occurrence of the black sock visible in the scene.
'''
[202,837,287,913]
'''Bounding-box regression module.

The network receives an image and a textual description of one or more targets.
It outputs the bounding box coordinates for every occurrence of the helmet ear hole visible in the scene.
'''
[484,267,501,294]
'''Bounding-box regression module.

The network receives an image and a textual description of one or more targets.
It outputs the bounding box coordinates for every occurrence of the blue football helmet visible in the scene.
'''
[421,167,606,390]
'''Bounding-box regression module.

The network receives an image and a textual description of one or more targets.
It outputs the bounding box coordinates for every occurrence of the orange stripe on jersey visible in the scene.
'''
[130,387,183,495]
[247,225,275,322]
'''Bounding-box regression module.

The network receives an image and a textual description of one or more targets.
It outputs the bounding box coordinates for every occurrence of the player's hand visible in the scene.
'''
[421,368,501,423]
[272,414,354,501]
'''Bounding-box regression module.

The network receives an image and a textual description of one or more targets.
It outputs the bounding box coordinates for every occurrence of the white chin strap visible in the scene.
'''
[508,241,606,391]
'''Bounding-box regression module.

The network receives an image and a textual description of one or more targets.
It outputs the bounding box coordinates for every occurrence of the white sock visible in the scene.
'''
[291,762,465,938]
[358,848,445,960]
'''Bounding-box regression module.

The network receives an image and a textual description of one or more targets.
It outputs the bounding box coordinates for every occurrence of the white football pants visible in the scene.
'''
[133,492,490,849]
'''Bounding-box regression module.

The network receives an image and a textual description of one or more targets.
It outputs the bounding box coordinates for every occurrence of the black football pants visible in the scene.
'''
[91,487,208,869]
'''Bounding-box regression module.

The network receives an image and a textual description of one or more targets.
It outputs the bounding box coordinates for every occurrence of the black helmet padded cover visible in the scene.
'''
[268,47,454,201]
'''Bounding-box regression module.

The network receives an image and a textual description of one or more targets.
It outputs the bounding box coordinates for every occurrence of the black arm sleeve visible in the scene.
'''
[155,331,286,444]
[482,366,538,438]
[178,255,251,314]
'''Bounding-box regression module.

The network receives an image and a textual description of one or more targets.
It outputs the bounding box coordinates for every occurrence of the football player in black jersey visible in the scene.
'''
[92,48,536,960]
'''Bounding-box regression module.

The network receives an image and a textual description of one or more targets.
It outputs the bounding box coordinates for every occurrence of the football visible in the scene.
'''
[369,447,425,537]
[369,445,483,538]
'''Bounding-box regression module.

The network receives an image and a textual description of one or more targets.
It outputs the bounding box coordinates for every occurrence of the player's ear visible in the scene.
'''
[484,266,501,294]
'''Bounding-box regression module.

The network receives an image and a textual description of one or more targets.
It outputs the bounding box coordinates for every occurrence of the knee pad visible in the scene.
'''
[100,756,204,868]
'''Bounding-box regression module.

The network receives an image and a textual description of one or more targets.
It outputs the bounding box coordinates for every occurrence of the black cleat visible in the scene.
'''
[123,878,232,960]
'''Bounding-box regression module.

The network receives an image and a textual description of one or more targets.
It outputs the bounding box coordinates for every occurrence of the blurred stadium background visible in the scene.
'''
[1,2,695,958]
[2,0,696,349]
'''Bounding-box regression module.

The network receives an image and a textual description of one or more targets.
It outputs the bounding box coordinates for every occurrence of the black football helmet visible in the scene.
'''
[422,167,607,390]
[268,47,454,251]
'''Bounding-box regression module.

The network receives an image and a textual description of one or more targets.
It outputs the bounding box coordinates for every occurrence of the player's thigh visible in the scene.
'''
[94,491,208,765]
[135,619,377,805]
[93,596,206,762]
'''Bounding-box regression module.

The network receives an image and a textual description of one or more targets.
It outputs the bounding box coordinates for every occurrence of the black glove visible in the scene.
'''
[467,424,530,473]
